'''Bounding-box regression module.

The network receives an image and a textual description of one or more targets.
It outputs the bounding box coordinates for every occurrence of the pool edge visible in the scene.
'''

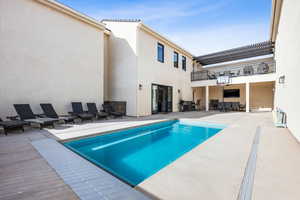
[59,118,176,143]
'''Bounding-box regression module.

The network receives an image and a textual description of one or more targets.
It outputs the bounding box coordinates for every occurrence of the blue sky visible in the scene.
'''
[58,0,272,55]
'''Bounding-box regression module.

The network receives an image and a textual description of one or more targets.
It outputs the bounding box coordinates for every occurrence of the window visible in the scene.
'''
[182,56,186,71]
[157,43,164,63]
[173,52,178,68]
[223,89,240,98]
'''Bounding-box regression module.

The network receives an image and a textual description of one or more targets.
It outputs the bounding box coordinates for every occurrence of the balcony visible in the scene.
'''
[191,61,276,81]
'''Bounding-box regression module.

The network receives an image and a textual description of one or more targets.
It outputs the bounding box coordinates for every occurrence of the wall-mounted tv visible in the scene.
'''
[223,89,240,98]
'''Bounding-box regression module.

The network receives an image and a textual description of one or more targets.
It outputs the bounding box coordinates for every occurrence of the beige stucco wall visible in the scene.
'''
[193,87,206,110]
[104,21,193,116]
[0,0,104,118]
[137,28,193,116]
[103,33,110,101]
[193,82,274,111]
[250,82,274,110]
[104,21,139,116]
[209,84,246,104]
[274,0,300,140]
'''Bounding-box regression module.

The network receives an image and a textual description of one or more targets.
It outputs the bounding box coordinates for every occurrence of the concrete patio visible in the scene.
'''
[0,111,299,200]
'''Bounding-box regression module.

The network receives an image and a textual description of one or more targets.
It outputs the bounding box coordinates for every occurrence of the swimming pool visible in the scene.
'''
[64,120,225,186]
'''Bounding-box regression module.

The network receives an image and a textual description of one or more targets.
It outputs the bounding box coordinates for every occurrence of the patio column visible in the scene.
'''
[205,86,209,111]
[246,82,250,112]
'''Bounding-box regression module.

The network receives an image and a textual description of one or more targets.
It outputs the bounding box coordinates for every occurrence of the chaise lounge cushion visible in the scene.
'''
[0,118,30,135]
[0,118,29,128]
[13,104,58,126]
[24,118,58,125]
[71,102,94,120]
[87,103,109,118]
[40,103,77,123]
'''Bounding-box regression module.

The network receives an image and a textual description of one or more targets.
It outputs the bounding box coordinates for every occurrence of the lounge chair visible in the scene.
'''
[70,102,94,121]
[40,103,77,123]
[87,103,109,119]
[0,117,30,135]
[102,103,123,117]
[13,104,58,129]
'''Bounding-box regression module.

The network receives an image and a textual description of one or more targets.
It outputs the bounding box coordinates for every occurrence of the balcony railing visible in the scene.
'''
[191,61,275,81]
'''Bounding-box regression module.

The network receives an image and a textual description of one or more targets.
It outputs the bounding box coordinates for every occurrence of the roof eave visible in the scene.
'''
[34,0,106,31]
[195,41,274,65]
[270,0,283,42]
[138,23,194,59]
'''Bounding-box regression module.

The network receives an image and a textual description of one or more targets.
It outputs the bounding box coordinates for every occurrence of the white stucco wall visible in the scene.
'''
[104,21,193,116]
[191,73,276,87]
[103,33,110,101]
[103,21,139,116]
[137,28,193,116]
[0,0,104,118]
[274,0,300,140]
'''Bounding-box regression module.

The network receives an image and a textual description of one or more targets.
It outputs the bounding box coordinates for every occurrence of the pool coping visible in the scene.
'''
[58,118,174,143]
[58,118,228,143]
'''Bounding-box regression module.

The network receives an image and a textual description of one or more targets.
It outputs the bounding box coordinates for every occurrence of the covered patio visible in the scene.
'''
[193,81,275,112]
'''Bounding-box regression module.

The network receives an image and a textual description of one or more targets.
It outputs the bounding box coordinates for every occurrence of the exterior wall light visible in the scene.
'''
[178,89,181,93]
[278,75,285,84]
[139,84,143,90]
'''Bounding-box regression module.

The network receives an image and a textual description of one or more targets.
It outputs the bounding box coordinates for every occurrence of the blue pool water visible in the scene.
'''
[64,120,224,186]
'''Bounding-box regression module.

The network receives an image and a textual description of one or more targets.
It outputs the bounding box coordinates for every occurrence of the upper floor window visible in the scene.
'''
[182,56,186,71]
[174,52,179,68]
[157,43,164,63]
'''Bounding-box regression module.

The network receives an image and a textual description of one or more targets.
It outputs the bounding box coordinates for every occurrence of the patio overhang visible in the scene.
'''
[195,41,274,66]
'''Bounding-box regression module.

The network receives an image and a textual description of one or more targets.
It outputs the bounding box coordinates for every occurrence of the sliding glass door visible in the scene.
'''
[152,84,173,114]
[152,85,159,114]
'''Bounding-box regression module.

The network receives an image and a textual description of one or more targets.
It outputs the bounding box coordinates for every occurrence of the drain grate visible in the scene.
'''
[237,126,261,200]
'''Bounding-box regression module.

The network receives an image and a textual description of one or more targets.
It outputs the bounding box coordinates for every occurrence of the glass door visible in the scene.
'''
[167,86,173,112]
[152,84,173,114]
[152,85,159,114]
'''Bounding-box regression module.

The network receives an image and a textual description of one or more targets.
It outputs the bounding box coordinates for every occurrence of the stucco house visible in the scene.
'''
[271,0,300,140]
[102,19,193,116]
[191,42,276,113]
[0,0,108,118]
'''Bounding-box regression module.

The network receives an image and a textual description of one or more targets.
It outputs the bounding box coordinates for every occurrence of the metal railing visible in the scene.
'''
[191,61,275,81]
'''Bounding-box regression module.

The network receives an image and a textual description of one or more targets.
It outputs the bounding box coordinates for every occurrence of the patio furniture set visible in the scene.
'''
[205,63,270,80]
[0,102,125,135]
[210,100,245,112]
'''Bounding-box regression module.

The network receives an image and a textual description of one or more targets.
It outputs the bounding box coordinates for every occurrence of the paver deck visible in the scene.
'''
[0,130,79,200]
[137,112,300,200]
